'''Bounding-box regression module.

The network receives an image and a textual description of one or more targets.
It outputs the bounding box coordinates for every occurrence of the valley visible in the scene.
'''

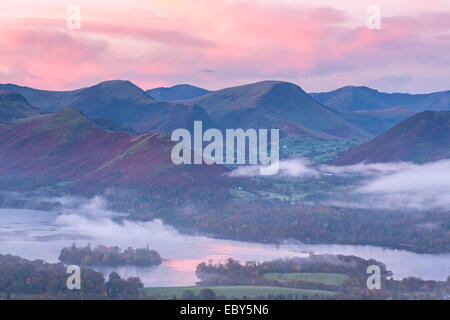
[0,79,448,300]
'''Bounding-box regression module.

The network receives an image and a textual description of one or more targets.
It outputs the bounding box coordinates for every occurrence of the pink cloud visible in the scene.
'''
[0,1,449,92]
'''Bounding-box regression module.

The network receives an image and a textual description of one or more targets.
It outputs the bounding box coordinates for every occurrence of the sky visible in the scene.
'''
[1,0,449,93]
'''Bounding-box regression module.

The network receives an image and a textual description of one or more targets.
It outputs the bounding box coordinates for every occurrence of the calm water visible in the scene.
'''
[0,208,449,286]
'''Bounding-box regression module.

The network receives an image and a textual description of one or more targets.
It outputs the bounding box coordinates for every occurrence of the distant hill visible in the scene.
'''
[310,86,450,113]
[310,86,450,135]
[338,107,415,135]
[0,80,214,134]
[0,108,227,191]
[0,83,85,112]
[0,91,44,123]
[147,84,210,100]
[181,81,371,140]
[0,80,154,114]
[332,111,450,164]
[0,88,137,134]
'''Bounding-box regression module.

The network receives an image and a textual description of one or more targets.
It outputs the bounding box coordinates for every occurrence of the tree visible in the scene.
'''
[181,290,196,300]
[106,272,123,299]
[199,288,216,300]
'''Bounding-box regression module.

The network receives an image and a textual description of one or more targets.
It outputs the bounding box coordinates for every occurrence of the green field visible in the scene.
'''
[142,286,335,299]
[279,137,358,163]
[263,273,349,286]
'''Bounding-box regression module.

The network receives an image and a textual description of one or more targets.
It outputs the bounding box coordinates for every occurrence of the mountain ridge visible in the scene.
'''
[311,85,450,112]
[0,80,215,134]
[0,80,372,141]
[147,84,210,100]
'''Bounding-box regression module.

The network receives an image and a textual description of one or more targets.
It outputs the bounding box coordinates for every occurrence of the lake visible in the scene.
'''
[0,207,449,287]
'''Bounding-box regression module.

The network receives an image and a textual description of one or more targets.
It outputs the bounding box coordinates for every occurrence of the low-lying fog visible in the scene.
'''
[229,159,450,211]
[0,196,449,286]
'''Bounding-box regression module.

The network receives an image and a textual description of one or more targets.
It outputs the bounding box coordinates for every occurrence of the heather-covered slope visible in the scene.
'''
[0,108,227,190]
[0,91,44,123]
[147,84,210,100]
[332,111,450,164]
[90,118,137,134]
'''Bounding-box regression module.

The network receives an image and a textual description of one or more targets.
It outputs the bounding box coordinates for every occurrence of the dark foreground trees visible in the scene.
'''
[0,254,143,300]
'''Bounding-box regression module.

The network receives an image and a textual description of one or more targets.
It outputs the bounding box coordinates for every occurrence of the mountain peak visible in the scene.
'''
[341,85,377,91]
[334,86,381,96]
[86,80,151,100]
[187,80,299,104]
[147,84,210,100]
[96,79,134,87]
[182,80,370,140]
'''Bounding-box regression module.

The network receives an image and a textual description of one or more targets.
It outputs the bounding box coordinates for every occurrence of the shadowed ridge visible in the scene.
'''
[0,91,45,123]
[332,111,450,164]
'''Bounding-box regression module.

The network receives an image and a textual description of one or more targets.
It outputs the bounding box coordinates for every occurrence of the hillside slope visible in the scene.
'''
[0,91,44,123]
[0,108,227,191]
[332,111,450,164]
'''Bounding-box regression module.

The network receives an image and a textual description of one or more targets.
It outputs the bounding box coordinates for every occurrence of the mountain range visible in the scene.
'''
[0,80,377,163]
[0,80,368,139]
[1,80,449,171]
[0,81,213,134]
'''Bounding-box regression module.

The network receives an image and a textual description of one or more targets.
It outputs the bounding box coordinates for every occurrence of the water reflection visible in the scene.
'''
[0,208,449,286]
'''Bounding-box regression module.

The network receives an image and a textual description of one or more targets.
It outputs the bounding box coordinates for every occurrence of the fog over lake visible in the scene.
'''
[0,201,449,287]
